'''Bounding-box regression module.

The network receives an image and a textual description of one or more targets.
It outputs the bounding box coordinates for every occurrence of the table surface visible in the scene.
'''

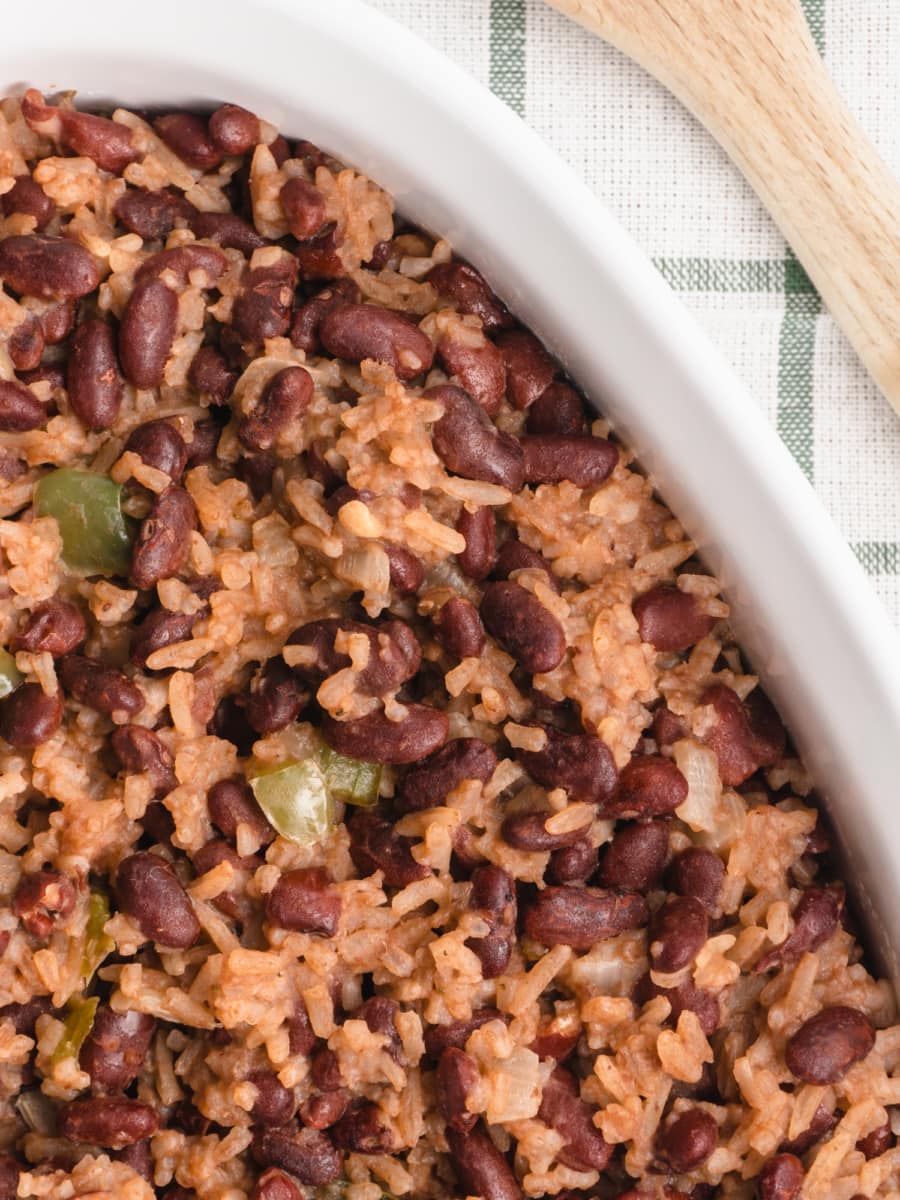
[365,0,900,627]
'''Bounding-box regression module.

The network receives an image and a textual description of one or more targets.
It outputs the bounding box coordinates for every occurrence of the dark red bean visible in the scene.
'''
[457,505,496,581]
[653,704,687,749]
[521,435,618,488]
[41,297,75,344]
[320,303,434,381]
[347,809,430,887]
[430,385,524,490]
[438,329,507,415]
[494,539,560,592]
[0,683,63,748]
[358,996,401,1059]
[0,995,55,1035]
[780,1104,838,1156]
[425,262,512,331]
[658,1108,717,1173]
[599,820,669,892]
[538,1066,612,1171]
[112,1139,153,1181]
[424,1009,503,1058]
[290,279,361,353]
[331,1102,394,1153]
[311,1047,342,1092]
[0,234,99,298]
[322,704,447,765]
[757,1154,804,1200]
[119,278,178,389]
[111,725,176,797]
[437,1048,479,1133]
[669,848,725,915]
[548,839,599,885]
[2,175,54,229]
[184,417,222,467]
[529,1028,579,1062]
[79,1007,156,1093]
[516,726,618,805]
[700,684,787,787]
[130,607,197,671]
[754,886,844,974]
[300,1091,350,1131]
[433,597,486,660]
[496,328,557,409]
[857,1121,892,1160]
[396,737,496,814]
[288,617,420,697]
[192,836,257,877]
[154,112,222,170]
[247,658,308,734]
[0,378,46,431]
[12,600,86,657]
[21,90,140,173]
[526,382,589,436]
[232,252,299,344]
[13,869,75,937]
[9,314,44,371]
[634,973,720,1038]
[247,1068,296,1127]
[58,1096,158,1149]
[116,851,201,949]
[58,655,144,717]
[634,585,716,653]
[294,228,344,280]
[280,178,327,241]
[266,867,341,936]
[383,542,425,596]
[189,211,268,254]
[209,104,261,155]
[124,419,188,481]
[501,811,591,852]
[136,244,227,287]
[130,485,197,590]
[113,188,191,240]
[251,1126,342,1187]
[524,886,647,950]
[238,365,313,452]
[480,581,565,674]
[605,754,688,819]
[67,318,123,431]
[446,1122,523,1200]
[251,1168,302,1200]
[466,864,516,978]
[649,896,709,973]
[286,1003,316,1059]
[188,344,238,404]
[785,1006,875,1084]
[208,777,274,846]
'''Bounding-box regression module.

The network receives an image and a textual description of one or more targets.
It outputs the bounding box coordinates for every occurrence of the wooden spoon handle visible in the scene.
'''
[546,0,900,415]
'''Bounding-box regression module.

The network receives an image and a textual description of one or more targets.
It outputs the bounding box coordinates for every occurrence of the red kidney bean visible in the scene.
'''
[320,302,434,380]
[0,995,56,1036]
[383,542,425,596]
[516,726,618,805]
[22,90,140,173]
[480,581,565,674]
[785,1006,875,1084]
[13,869,75,937]
[538,1066,612,1171]
[238,452,276,501]
[113,188,191,240]
[58,655,144,717]
[124,419,188,481]
[130,607,198,671]
[757,1153,804,1200]
[457,505,496,581]
[2,175,54,229]
[58,1097,158,1149]
[290,279,361,352]
[41,297,75,344]
[425,263,512,332]
[238,365,313,452]
[466,864,516,978]
[524,886,647,950]
[501,810,591,852]
[209,104,261,154]
[857,1121,893,1159]
[246,1068,296,1127]
[232,252,299,344]
[300,1091,350,1131]
[780,1104,837,1156]
[111,1142,152,1186]
[424,1009,503,1058]
[67,318,123,431]
[521,434,618,488]
[0,234,99,298]
[111,725,176,797]
[288,617,420,697]
[251,1168,302,1200]
[79,1007,156,1093]
[649,896,709,973]
[192,836,257,878]
[280,178,327,241]
[294,228,344,280]
[526,382,589,436]
[331,1102,394,1153]
[433,597,486,660]
[247,658,308,735]
[116,851,201,949]
[754,886,843,974]
[548,838,600,885]
[633,585,716,653]
[266,867,341,936]
[188,344,238,404]
[141,801,176,845]
[634,973,720,1038]
[184,416,223,467]
[658,1108,717,1173]
[154,112,222,170]
[437,1047,479,1133]
[208,777,275,846]
[669,847,725,916]
[396,737,496,814]
[495,328,557,409]
[605,754,688,819]
[358,996,401,1060]
[0,379,46,431]
[438,328,507,416]
[251,1126,342,1186]
[16,362,64,393]
[530,1028,580,1062]
[9,314,44,371]
[652,704,687,749]
[347,809,430,886]
[494,539,560,592]
[311,1046,342,1092]
[12,600,86,657]
[130,485,197,590]
[209,693,256,755]
[189,211,268,254]
[136,244,227,287]
[446,1122,522,1200]
[119,278,178,389]
[699,684,787,787]
[0,682,63,748]
[430,385,524,490]
[599,820,670,892]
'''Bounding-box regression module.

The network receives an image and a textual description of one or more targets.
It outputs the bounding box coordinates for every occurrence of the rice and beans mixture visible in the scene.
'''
[0,91,895,1200]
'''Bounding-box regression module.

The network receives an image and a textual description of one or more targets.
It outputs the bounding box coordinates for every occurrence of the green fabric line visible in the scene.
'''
[800,0,827,57]
[853,543,900,575]
[654,257,820,295]
[777,286,820,484]
[489,0,527,116]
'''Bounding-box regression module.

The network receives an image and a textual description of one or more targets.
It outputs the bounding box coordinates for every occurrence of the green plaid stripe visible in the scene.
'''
[489,0,526,116]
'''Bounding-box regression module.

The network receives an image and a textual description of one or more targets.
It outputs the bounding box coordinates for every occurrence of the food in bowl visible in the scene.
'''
[0,89,896,1200]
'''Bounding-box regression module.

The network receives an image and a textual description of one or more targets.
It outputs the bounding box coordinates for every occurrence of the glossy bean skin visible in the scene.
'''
[233,252,299,345]
[300,1091,350,1131]
[124,419,188,481]
[290,280,361,353]
[154,112,222,170]
[347,810,430,887]
[548,839,600,886]
[79,1007,156,1093]
[41,297,76,344]
[294,228,345,280]
[251,1126,342,1187]
[634,973,720,1038]
[0,234,99,298]
[58,1097,159,1149]
[700,684,787,787]
[58,655,144,718]
[247,1068,296,1127]
[425,262,512,331]
[669,847,725,916]
[22,90,139,173]
[209,104,261,154]
[188,344,238,404]
[238,366,313,452]
[119,278,178,389]
[757,1154,805,1200]
[111,725,176,797]
[480,581,566,674]
[247,658,308,734]
[633,585,716,653]
[437,1048,479,1133]
[12,600,86,657]
[423,1008,503,1058]
[208,777,275,846]
[251,1169,302,1200]
[136,244,227,287]
[288,617,420,698]
[438,327,507,415]
[538,1067,612,1171]
[501,811,592,852]
[466,864,516,978]
[446,1122,523,1200]
[496,328,556,410]
[116,851,201,949]
[9,314,44,372]
[785,1006,876,1084]
[0,1159,18,1200]
[779,1104,838,1156]
[433,597,486,660]
[521,435,618,488]
[67,318,123,431]
[130,485,197,590]
[396,738,496,814]
[599,820,670,892]
[604,754,688,819]
[649,896,709,973]
[457,506,496,581]
[857,1121,893,1159]
[516,726,618,805]
[320,303,434,380]
[494,539,560,592]
[524,886,648,950]
[189,211,268,254]
[12,869,75,937]
[2,175,54,229]
[266,867,341,935]
[331,1102,395,1153]
[657,1108,718,1173]
[280,178,327,240]
[321,704,448,765]
[526,382,589,436]
[130,607,198,671]
[0,683,63,748]
[113,188,191,240]
[384,542,425,595]
[429,385,524,490]
[0,379,45,432]
[184,417,222,467]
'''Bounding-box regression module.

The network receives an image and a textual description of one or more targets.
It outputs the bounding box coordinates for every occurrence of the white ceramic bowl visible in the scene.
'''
[5,0,900,975]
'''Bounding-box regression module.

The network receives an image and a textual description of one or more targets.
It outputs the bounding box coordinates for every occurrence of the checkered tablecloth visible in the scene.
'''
[365,0,900,626]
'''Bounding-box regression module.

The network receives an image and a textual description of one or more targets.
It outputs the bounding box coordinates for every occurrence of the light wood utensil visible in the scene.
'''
[544,0,900,417]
